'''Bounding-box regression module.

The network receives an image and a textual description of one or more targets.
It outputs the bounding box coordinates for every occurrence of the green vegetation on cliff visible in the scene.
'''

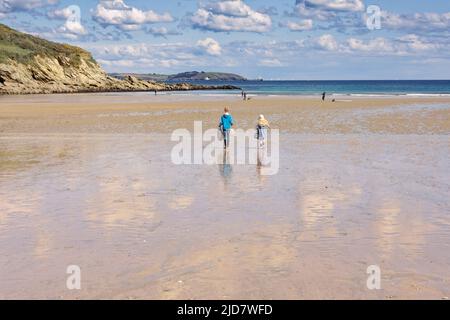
[0,23,95,67]
[110,71,247,82]
[168,71,246,81]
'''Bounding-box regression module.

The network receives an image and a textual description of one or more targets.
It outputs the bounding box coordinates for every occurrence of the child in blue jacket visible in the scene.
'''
[219,107,234,149]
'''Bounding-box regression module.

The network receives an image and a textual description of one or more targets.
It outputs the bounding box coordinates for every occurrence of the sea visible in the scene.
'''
[165,79,450,97]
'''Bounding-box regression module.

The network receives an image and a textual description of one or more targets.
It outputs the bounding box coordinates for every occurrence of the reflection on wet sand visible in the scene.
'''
[375,197,430,262]
[0,97,449,299]
[256,148,269,181]
[85,157,158,228]
[376,199,402,259]
[168,196,194,211]
[1,133,449,299]
[219,151,233,182]
[118,225,300,300]
[33,230,54,259]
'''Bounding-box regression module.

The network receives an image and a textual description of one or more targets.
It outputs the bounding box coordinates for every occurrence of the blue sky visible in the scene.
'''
[1,0,449,79]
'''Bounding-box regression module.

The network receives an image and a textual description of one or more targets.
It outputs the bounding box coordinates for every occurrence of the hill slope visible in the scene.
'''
[109,71,247,82]
[168,71,246,81]
[0,24,239,94]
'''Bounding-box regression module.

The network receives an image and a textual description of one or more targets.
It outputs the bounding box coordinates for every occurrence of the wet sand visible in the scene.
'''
[0,94,449,299]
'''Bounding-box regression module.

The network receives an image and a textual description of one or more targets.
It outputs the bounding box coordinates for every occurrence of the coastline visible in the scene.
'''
[2,89,449,99]
[0,84,242,96]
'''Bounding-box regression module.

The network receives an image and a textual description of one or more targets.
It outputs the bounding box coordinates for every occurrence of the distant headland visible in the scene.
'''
[109,71,247,82]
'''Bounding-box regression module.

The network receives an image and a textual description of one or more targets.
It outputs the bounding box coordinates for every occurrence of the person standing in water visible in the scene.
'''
[219,107,234,149]
[322,92,326,101]
[256,114,270,148]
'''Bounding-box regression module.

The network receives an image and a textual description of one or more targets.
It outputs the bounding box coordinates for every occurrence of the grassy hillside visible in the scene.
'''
[110,71,247,82]
[168,71,246,81]
[0,23,96,67]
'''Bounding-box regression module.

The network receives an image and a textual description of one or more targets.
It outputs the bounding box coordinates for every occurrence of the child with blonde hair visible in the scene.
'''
[256,114,270,147]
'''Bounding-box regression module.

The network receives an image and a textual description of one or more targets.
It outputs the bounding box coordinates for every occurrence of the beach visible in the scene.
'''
[0,94,449,299]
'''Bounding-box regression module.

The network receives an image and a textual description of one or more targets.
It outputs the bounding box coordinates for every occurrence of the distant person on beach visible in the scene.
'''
[256,114,270,147]
[219,108,234,149]
[322,92,326,101]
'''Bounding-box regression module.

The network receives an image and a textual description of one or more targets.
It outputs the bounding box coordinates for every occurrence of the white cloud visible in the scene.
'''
[56,20,87,37]
[89,40,231,72]
[285,0,366,34]
[258,58,282,67]
[290,3,450,35]
[47,5,88,40]
[191,0,272,33]
[47,6,81,20]
[147,26,181,38]
[297,0,364,13]
[88,42,213,70]
[380,11,450,33]
[396,34,440,51]
[209,0,254,17]
[197,38,222,56]
[234,34,449,60]
[97,59,135,68]
[48,6,74,19]
[346,35,443,55]
[293,0,364,21]
[285,19,313,31]
[47,6,87,39]
[0,0,58,13]
[85,32,450,75]
[347,37,394,53]
[315,34,339,51]
[92,0,174,31]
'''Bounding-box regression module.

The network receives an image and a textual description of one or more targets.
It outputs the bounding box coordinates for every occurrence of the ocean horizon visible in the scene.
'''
[163,79,450,96]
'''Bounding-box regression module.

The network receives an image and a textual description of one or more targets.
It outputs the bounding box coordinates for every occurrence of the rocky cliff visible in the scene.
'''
[0,24,239,95]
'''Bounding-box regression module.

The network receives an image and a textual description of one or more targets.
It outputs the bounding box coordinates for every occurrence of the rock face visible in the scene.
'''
[0,24,239,95]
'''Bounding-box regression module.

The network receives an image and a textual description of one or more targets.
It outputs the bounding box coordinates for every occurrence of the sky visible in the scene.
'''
[1,0,449,79]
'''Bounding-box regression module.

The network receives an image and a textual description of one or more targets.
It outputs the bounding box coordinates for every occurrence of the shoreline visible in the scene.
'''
[1,89,450,97]
[0,85,242,96]
[1,91,450,104]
